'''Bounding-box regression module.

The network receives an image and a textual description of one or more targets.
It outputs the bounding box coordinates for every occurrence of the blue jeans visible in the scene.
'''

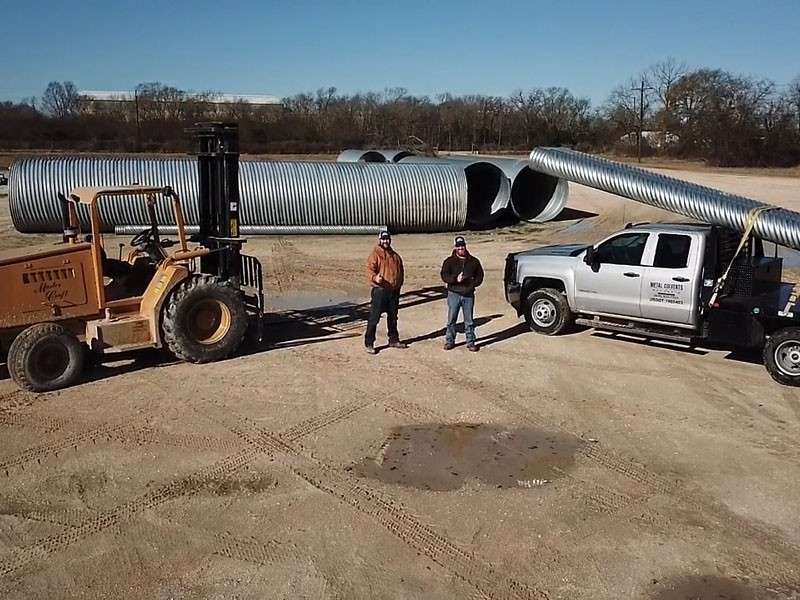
[446,292,475,346]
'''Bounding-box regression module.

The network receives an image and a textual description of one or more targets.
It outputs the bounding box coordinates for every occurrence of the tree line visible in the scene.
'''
[2,59,800,167]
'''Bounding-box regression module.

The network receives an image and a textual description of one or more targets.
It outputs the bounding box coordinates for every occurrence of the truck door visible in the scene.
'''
[575,232,650,317]
[641,233,698,325]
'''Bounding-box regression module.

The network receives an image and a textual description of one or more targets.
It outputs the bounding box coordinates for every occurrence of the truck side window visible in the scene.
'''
[596,233,649,266]
[654,234,691,269]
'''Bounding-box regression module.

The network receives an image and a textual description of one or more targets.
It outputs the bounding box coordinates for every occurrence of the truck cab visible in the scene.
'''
[505,222,800,386]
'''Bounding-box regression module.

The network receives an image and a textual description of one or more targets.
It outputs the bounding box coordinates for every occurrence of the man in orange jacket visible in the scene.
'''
[364,230,408,354]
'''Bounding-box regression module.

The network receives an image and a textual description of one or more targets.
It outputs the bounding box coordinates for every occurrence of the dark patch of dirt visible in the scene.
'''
[353,423,581,491]
[649,575,790,599]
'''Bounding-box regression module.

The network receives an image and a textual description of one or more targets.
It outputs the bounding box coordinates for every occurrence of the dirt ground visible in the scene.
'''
[1,165,800,599]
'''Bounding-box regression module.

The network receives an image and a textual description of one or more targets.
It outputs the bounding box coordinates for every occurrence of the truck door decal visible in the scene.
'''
[648,281,686,305]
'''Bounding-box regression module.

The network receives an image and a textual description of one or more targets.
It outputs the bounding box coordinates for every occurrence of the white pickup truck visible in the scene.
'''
[504,222,800,386]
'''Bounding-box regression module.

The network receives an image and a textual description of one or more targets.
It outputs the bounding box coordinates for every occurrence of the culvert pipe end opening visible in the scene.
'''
[375,149,415,163]
[509,166,568,223]
[336,149,388,163]
[463,162,510,228]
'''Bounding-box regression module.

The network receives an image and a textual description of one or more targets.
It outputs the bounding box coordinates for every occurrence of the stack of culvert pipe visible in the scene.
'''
[337,149,569,224]
[528,147,800,251]
[8,156,469,234]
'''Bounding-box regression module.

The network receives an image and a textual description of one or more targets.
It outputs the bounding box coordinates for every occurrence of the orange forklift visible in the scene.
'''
[0,123,263,391]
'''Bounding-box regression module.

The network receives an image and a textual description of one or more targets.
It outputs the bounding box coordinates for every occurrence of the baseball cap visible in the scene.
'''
[454,236,466,247]
[379,230,391,241]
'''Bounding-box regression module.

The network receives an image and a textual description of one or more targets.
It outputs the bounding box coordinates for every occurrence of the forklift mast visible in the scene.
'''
[189,122,264,323]
[192,122,243,282]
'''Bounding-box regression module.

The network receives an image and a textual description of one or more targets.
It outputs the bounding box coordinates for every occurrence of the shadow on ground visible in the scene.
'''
[402,313,503,347]
[589,329,765,367]
[476,322,530,348]
[0,286,451,387]
[550,207,598,222]
[257,285,449,352]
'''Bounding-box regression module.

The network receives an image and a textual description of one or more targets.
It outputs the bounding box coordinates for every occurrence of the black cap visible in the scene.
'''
[379,230,391,240]
[454,236,466,247]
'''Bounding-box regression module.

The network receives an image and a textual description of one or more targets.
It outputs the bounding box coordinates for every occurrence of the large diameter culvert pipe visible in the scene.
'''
[336,149,387,163]
[445,154,569,223]
[375,149,416,163]
[528,147,800,251]
[337,148,415,163]
[115,224,387,235]
[398,155,511,228]
[9,157,468,234]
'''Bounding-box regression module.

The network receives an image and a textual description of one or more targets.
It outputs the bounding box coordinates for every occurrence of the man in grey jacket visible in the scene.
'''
[440,236,484,351]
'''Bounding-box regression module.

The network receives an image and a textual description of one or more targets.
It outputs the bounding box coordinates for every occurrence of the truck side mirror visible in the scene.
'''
[584,247,600,272]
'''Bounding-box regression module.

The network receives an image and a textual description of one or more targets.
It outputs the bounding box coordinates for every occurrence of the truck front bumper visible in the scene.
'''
[505,281,522,312]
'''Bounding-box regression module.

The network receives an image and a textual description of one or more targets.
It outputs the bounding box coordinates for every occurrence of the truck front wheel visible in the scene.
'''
[764,327,800,386]
[525,288,572,336]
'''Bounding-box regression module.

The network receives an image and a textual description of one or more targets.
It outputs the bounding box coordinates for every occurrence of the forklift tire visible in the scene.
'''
[525,288,572,336]
[161,275,248,364]
[7,323,85,392]
[763,327,800,387]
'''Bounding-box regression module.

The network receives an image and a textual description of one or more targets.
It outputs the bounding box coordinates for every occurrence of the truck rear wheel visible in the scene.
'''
[525,288,572,335]
[162,275,247,364]
[764,327,800,386]
[7,323,85,392]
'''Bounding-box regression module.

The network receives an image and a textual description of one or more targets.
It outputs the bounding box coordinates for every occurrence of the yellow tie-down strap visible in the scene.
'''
[708,206,778,308]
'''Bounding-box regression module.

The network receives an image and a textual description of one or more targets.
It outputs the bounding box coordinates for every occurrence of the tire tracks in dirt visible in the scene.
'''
[0,421,132,475]
[0,417,243,476]
[202,403,548,600]
[0,395,375,590]
[418,360,800,592]
[0,447,260,587]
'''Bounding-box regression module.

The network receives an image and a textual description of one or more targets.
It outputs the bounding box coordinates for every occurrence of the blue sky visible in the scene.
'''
[4,0,799,105]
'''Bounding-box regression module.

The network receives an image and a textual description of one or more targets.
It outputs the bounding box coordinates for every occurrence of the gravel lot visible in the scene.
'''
[1,165,799,599]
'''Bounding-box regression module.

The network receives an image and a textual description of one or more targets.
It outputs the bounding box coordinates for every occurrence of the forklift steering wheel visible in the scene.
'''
[130,227,155,248]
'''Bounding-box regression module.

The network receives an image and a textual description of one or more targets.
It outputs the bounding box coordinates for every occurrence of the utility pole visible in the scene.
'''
[631,79,654,163]
[134,88,141,151]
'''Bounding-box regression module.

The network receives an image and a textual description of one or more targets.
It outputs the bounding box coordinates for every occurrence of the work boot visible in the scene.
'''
[365,345,377,355]
[388,341,408,349]
[467,344,479,352]
[443,342,455,351]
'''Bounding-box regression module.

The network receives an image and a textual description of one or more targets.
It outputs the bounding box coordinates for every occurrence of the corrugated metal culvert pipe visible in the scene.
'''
[397,155,511,228]
[528,147,800,251]
[340,149,569,224]
[9,157,468,234]
[374,149,415,163]
[335,149,387,163]
[441,154,569,223]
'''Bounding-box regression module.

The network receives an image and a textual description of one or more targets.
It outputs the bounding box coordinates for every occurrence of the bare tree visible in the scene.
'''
[647,57,688,110]
[41,81,81,117]
[787,76,800,130]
